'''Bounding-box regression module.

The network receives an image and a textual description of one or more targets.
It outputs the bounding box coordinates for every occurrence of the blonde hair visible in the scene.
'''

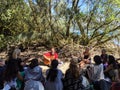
[69,58,80,79]
[12,48,21,59]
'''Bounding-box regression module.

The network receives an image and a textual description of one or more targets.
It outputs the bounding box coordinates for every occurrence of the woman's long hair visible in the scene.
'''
[46,60,58,82]
[69,58,80,79]
[108,55,117,68]
[4,59,19,82]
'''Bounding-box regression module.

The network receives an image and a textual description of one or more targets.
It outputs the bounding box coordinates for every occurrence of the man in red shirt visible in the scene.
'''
[43,47,58,65]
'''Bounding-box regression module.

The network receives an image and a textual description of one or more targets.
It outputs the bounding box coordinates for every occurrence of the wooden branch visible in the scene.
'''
[76,19,85,38]
[75,0,80,9]
[90,25,120,43]
[72,0,86,39]
[86,10,96,36]
[91,10,120,40]
[90,20,113,39]
[66,15,73,37]
[109,25,120,32]
[94,33,120,47]
[86,1,98,33]
[66,0,80,37]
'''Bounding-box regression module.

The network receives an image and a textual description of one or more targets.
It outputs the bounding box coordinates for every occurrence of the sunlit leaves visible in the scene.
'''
[0,0,120,49]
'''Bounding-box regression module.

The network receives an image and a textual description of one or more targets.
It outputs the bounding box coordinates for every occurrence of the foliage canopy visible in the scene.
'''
[0,0,120,50]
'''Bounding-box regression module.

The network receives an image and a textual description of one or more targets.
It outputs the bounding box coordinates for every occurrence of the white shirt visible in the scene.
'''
[93,63,104,81]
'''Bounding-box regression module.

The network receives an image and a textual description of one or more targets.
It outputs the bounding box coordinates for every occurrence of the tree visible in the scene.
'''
[62,0,120,47]
[0,0,30,48]
[0,0,120,50]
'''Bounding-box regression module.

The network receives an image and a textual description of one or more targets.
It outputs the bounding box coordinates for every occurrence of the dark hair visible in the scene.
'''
[29,58,38,69]
[108,55,115,65]
[51,59,58,68]
[94,55,102,65]
[46,60,58,82]
[4,59,19,82]
[102,49,106,52]
[108,55,116,65]
[108,55,118,69]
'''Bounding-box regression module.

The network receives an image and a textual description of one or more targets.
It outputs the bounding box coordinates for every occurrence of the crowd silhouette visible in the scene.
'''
[0,47,120,90]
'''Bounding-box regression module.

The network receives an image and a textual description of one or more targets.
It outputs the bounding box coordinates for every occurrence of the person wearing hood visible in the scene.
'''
[24,58,45,90]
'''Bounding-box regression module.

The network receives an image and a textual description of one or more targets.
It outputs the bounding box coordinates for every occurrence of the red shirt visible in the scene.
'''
[43,52,58,65]
[44,52,58,59]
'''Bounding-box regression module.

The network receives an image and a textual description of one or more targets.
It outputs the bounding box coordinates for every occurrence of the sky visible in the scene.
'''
[114,39,120,46]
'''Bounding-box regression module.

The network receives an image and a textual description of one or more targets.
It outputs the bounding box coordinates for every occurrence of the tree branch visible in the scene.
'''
[94,33,120,47]
[90,20,113,39]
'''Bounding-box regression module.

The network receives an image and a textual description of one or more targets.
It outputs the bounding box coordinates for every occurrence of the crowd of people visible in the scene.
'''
[0,46,120,90]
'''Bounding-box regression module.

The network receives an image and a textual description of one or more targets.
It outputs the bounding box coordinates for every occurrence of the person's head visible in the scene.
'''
[47,60,59,82]
[108,55,116,65]
[12,48,21,59]
[29,58,38,69]
[4,59,19,82]
[101,49,106,54]
[85,47,89,52]
[69,58,80,79]
[51,59,58,69]
[50,47,56,55]
[94,55,102,65]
